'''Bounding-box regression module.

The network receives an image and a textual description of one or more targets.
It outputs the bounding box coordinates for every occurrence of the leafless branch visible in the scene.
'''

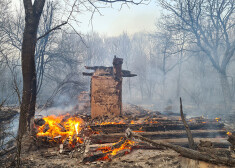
[37,21,68,41]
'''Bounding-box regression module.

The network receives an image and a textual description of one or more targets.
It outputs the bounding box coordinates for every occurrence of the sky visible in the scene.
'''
[77,1,161,36]
[12,0,161,37]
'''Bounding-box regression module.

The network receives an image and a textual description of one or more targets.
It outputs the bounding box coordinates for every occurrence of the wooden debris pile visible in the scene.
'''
[32,100,235,166]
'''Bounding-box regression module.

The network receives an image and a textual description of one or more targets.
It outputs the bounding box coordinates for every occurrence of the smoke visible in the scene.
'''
[36,105,76,117]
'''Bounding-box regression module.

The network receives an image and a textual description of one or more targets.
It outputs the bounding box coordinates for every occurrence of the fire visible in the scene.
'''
[215,117,221,122]
[96,138,135,160]
[133,130,144,132]
[227,132,232,136]
[99,121,125,125]
[36,114,84,145]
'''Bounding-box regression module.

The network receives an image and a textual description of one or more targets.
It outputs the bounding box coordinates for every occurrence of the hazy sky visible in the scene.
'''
[78,1,160,36]
[12,0,160,37]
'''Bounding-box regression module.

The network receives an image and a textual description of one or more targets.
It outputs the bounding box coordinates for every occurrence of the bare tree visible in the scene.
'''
[18,0,149,149]
[35,1,58,95]
[159,0,235,111]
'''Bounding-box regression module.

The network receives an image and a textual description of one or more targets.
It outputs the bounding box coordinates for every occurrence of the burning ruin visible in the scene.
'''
[83,56,136,118]
[2,57,234,167]
[32,103,235,167]
[29,57,235,166]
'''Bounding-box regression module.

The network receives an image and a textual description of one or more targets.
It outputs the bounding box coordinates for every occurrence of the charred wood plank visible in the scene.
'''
[89,122,225,133]
[82,72,93,76]
[90,130,227,144]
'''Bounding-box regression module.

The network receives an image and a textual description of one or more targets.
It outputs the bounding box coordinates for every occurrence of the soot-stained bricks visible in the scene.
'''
[83,56,136,118]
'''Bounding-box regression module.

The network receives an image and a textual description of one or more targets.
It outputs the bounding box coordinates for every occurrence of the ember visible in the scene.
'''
[227,132,232,136]
[95,138,135,160]
[99,121,125,125]
[215,117,221,122]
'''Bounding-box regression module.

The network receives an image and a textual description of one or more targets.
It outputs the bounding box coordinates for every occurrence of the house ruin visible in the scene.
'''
[83,56,137,118]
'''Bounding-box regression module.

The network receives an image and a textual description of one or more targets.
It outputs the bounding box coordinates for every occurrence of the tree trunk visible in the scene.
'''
[18,0,45,139]
[219,72,232,113]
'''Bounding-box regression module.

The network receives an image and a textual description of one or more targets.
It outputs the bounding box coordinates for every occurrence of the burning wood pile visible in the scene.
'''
[33,102,235,167]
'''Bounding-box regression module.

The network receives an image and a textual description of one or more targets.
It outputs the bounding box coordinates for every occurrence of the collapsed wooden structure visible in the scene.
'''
[28,100,235,167]
[89,116,228,147]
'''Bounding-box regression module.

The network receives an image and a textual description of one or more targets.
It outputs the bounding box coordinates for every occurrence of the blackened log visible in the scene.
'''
[197,146,231,158]
[43,124,49,133]
[82,153,109,163]
[57,123,66,132]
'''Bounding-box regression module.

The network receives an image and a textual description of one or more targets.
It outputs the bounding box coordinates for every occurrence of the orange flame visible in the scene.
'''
[96,138,135,160]
[227,132,232,136]
[133,130,144,132]
[99,121,125,125]
[36,114,84,145]
[215,117,221,122]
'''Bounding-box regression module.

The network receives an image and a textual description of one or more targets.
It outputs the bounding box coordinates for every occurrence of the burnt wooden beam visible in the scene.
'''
[82,71,136,77]
[89,122,225,133]
[90,138,230,149]
[83,65,136,77]
[121,70,137,77]
[90,130,227,144]
[82,72,93,76]
[84,66,112,70]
